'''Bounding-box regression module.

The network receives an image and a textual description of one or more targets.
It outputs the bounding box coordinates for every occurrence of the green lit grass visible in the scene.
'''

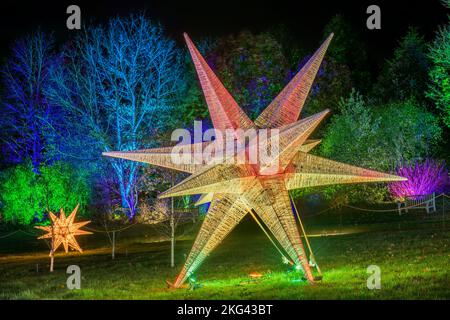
[0,209,449,299]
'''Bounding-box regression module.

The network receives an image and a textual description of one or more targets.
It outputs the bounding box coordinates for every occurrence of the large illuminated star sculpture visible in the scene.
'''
[35,204,92,254]
[103,33,406,288]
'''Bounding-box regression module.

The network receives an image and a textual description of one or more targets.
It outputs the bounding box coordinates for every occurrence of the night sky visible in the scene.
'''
[0,0,448,67]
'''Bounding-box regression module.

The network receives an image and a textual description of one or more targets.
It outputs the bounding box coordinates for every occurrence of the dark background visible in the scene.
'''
[0,0,448,65]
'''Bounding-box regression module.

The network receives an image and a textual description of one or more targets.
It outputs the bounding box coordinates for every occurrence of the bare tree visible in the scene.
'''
[46,14,185,218]
[139,198,186,267]
[138,170,197,267]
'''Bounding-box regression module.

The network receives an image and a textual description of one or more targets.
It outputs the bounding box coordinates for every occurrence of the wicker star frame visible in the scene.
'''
[104,32,406,288]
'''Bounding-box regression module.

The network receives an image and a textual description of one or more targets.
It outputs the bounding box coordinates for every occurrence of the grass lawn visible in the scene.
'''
[0,206,449,299]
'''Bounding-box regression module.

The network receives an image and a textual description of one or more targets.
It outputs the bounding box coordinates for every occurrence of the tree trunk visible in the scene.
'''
[170,172,175,268]
[50,224,54,272]
[170,215,175,268]
[112,231,116,260]
[50,250,54,272]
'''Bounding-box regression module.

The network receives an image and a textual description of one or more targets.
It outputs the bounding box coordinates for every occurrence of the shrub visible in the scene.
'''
[0,162,91,225]
[389,159,449,199]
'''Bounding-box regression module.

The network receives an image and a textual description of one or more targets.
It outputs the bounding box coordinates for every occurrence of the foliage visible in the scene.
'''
[268,24,307,70]
[322,15,370,93]
[427,14,450,128]
[376,99,442,164]
[46,14,185,218]
[178,38,217,126]
[207,31,291,119]
[320,90,381,169]
[0,163,40,225]
[290,183,388,207]
[389,159,449,199]
[268,22,353,117]
[303,56,353,117]
[321,91,442,170]
[137,199,170,225]
[0,162,91,225]
[38,163,91,217]
[373,28,430,103]
[318,91,441,203]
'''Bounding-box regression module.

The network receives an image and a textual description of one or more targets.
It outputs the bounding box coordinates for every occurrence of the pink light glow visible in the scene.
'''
[389,159,449,199]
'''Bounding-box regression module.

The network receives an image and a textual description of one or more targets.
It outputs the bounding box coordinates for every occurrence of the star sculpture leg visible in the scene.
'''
[103,32,407,288]
[172,194,249,287]
[244,177,314,281]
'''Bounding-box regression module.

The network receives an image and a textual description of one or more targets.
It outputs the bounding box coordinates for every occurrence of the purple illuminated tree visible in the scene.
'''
[1,31,59,172]
[389,159,449,199]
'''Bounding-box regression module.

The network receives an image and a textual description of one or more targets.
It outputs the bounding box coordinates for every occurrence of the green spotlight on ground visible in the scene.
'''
[188,274,201,290]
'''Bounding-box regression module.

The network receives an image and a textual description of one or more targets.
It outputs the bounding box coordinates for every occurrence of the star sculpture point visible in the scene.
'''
[35,204,92,254]
[103,32,406,288]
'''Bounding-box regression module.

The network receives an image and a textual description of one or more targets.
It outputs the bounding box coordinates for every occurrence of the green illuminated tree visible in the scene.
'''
[318,91,441,203]
[0,162,91,225]
[321,91,441,170]
[377,99,442,163]
[320,90,381,169]
[0,163,41,225]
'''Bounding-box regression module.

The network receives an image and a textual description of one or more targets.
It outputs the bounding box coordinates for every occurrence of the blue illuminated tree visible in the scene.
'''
[1,31,59,172]
[47,15,185,218]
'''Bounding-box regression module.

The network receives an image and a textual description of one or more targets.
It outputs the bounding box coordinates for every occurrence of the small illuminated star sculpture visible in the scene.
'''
[35,204,92,271]
[103,33,406,287]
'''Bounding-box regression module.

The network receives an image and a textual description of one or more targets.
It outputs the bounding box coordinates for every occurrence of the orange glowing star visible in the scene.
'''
[35,204,92,254]
[103,33,406,288]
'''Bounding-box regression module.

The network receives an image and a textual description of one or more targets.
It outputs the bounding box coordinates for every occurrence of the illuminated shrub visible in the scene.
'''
[0,162,91,225]
[389,159,449,199]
